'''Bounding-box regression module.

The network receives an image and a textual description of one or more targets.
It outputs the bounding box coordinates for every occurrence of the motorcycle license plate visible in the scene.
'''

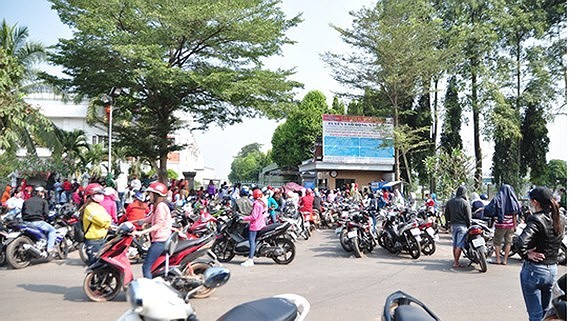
[426,227,435,237]
[410,228,421,236]
[335,227,343,235]
[347,230,358,239]
[471,238,485,248]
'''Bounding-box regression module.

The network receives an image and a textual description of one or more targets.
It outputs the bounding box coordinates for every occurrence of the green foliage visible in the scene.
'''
[17,155,75,179]
[440,76,463,154]
[47,0,302,183]
[271,90,328,168]
[346,100,363,116]
[424,148,474,200]
[537,159,567,190]
[228,143,271,183]
[520,103,549,183]
[331,96,345,114]
[145,168,179,180]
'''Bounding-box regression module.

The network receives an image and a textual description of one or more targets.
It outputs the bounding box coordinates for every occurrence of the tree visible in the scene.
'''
[331,96,345,114]
[537,159,567,190]
[271,90,328,168]
[520,102,549,183]
[228,143,271,183]
[324,0,446,181]
[47,0,302,183]
[0,21,55,155]
[440,76,463,154]
[425,148,474,200]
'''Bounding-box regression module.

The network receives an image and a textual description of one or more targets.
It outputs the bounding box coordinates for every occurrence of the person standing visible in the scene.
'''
[21,186,57,256]
[240,188,267,267]
[444,185,472,268]
[207,180,217,199]
[81,183,112,265]
[519,186,565,321]
[267,190,279,224]
[101,187,119,224]
[134,181,173,279]
[484,184,521,265]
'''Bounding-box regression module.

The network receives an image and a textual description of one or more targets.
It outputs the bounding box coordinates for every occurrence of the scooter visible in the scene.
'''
[462,222,488,272]
[83,222,228,302]
[117,276,309,321]
[382,290,441,321]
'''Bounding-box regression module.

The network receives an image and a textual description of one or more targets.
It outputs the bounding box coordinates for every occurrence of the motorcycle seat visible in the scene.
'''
[394,305,436,321]
[174,237,209,252]
[217,297,298,321]
[257,223,281,236]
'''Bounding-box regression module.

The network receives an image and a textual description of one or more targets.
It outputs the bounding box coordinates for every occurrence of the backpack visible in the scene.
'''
[73,213,93,243]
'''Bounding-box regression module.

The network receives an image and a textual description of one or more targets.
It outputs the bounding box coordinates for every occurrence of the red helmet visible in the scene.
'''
[147,181,168,197]
[252,189,263,199]
[85,183,104,196]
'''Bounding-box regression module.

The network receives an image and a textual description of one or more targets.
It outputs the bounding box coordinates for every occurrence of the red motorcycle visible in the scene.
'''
[83,222,228,302]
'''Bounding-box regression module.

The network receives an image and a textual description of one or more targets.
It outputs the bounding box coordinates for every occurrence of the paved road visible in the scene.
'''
[0,229,566,321]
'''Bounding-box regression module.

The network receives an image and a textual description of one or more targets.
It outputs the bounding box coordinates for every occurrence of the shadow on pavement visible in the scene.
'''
[17,282,127,302]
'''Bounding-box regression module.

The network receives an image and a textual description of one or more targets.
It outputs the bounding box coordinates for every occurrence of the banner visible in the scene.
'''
[322,114,394,164]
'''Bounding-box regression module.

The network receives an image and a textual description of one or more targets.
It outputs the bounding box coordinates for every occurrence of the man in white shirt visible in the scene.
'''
[5,189,24,219]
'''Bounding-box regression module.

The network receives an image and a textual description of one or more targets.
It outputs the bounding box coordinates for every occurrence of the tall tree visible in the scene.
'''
[324,0,446,181]
[47,0,302,183]
[271,90,328,168]
[440,76,463,154]
[331,96,345,114]
[520,102,549,183]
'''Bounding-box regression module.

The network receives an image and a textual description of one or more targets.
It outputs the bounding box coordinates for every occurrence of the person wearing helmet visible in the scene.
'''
[21,186,57,257]
[134,181,173,278]
[119,192,149,228]
[240,188,267,267]
[233,186,253,216]
[81,183,112,265]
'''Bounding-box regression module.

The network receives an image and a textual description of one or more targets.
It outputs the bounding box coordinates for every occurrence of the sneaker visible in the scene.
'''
[240,259,254,267]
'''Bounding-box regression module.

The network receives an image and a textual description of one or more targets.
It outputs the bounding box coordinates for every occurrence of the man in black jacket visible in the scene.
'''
[22,186,56,256]
[445,185,472,268]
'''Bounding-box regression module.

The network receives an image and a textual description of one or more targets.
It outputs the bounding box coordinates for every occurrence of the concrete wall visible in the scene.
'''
[319,170,392,191]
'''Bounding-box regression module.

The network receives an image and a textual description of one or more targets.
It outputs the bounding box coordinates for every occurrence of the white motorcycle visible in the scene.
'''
[117,270,310,321]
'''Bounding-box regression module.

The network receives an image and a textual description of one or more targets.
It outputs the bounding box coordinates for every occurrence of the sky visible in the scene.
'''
[2,0,567,180]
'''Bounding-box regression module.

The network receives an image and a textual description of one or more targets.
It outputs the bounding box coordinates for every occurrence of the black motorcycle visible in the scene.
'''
[382,290,441,321]
[378,213,422,259]
[462,222,488,272]
[337,211,376,258]
[212,214,295,264]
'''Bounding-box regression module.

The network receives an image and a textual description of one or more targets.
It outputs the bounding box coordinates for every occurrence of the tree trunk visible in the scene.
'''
[394,97,400,181]
[431,78,438,192]
[402,151,413,186]
[471,57,482,191]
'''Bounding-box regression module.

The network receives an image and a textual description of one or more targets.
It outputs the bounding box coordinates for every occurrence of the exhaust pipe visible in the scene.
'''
[22,244,46,258]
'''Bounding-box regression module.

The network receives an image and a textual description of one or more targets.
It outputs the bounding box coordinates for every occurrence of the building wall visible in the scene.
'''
[317,170,392,191]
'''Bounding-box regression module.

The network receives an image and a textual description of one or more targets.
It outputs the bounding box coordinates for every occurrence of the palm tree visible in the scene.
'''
[52,128,90,167]
[0,20,55,155]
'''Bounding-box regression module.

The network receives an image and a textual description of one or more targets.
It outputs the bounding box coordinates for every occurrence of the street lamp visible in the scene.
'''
[101,87,124,174]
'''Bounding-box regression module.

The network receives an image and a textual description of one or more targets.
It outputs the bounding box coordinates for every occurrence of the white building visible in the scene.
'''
[24,90,211,183]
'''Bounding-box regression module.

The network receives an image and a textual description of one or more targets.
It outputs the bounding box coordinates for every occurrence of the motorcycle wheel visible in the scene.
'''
[6,236,33,269]
[408,238,421,259]
[0,238,6,266]
[339,230,352,252]
[181,261,216,299]
[271,238,296,264]
[379,234,399,254]
[558,243,567,265]
[79,242,89,265]
[212,238,235,263]
[351,237,363,258]
[476,246,488,273]
[56,238,69,260]
[421,236,436,256]
[83,268,122,301]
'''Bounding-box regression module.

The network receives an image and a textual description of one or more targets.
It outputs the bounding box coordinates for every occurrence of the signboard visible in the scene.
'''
[322,114,394,164]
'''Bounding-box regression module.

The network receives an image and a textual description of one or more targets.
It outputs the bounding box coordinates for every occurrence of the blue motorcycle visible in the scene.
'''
[3,215,70,269]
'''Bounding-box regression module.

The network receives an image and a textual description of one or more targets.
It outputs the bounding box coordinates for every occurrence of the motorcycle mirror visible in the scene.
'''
[203,267,231,289]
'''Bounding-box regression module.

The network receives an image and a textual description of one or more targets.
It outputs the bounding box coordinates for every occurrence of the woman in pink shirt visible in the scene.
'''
[240,188,267,267]
[101,187,118,223]
[134,181,172,278]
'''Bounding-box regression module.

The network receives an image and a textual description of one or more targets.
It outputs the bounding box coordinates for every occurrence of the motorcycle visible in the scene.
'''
[382,290,441,321]
[117,277,309,321]
[378,212,422,259]
[336,211,376,258]
[3,214,70,269]
[462,222,488,272]
[83,222,227,302]
[212,214,296,264]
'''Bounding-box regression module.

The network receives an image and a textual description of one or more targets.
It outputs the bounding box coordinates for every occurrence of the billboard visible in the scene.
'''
[322,114,394,164]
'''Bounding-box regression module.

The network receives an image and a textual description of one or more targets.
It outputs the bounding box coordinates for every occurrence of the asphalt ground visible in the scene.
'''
[0,229,566,321]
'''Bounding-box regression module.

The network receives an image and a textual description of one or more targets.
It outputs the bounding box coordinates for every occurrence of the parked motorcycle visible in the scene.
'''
[3,214,69,269]
[382,290,440,321]
[462,222,488,272]
[212,214,295,264]
[378,212,422,259]
[83,222,227,302]
[336,211,376,258]
[117,277,309,321]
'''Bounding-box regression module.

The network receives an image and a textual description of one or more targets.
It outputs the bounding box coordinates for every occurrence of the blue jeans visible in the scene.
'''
[520,260,557,321]
[85,238,105,265]
[451,224,467,248]
[26,220,56,251]
[143,241,165,279]
[248,231,258,259]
